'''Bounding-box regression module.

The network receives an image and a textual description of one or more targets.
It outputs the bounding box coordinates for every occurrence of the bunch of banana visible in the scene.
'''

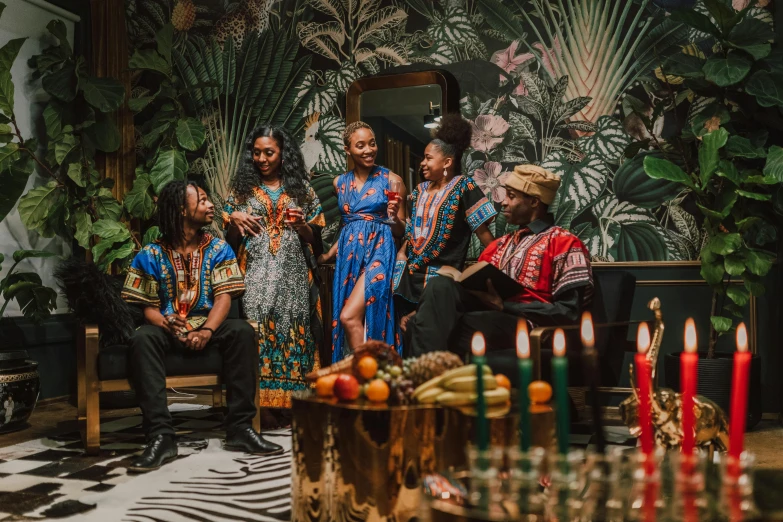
[412,364,510,407]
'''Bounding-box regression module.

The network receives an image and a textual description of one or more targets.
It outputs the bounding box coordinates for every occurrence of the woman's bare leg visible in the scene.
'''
[340,272,366,351]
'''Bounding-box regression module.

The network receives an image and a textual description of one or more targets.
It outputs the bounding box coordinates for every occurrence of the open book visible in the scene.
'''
[437,261,524,301]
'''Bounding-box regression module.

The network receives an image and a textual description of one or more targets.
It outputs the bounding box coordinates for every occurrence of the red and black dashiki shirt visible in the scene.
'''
[478,218,593,324]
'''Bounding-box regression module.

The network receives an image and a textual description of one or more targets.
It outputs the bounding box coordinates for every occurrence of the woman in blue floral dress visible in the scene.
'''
[223,124,325,410]
[320,122,407,361]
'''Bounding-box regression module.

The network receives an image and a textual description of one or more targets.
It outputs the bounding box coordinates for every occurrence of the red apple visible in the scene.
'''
[334,374,360,401]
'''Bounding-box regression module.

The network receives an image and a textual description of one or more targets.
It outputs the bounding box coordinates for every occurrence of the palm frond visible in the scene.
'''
[175,31,313,205]
[512,0,684,122]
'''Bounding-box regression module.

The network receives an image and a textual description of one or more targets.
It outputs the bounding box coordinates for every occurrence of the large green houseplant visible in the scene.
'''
[641,0,782,426]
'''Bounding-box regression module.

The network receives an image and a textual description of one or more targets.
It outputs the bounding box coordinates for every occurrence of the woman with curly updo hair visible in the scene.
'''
[222,124,325,414]
[320,121,407,361]
[394,114,496,351]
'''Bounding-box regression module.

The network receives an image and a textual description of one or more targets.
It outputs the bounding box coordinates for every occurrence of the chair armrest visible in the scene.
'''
[529,320,643,380]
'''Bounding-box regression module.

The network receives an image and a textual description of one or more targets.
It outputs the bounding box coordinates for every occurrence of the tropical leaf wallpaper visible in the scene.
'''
[124,0,776,262]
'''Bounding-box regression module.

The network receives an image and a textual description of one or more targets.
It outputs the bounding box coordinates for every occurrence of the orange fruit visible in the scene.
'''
[357,356,378,380]
[495,374,511,391]
[365,379,390,402]
[528,380,553,404]
[315,374,339,397]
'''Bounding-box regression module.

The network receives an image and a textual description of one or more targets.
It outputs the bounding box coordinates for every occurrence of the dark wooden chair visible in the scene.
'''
[484,271,637,383]
[76,316,261,455]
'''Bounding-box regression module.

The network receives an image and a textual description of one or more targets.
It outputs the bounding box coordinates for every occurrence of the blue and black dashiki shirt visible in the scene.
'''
[121,233,245,331]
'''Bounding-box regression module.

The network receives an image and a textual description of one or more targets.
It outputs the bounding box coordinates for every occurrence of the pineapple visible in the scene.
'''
[403,351,464,388]
[172,0,196,32]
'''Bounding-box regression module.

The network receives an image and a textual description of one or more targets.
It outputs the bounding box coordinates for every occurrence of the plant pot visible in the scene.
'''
[663,352,762,431]
[0,350,40,433]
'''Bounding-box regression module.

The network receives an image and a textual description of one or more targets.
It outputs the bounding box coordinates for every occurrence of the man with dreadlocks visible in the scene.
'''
[121,180,283,473]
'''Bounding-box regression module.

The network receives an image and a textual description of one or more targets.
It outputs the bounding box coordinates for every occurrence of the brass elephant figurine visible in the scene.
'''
[619,298,729,455]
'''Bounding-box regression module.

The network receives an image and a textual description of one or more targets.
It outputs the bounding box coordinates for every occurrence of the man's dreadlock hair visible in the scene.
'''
[157,179,201,248]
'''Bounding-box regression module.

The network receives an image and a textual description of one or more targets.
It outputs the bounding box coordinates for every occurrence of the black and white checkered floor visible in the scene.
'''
[0,403,292,521]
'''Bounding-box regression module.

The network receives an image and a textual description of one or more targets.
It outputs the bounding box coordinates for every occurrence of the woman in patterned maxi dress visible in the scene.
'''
[223,125,325,411]
[320,122,407,361]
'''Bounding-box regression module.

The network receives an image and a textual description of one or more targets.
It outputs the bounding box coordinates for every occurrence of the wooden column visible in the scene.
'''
[90,0,135,199]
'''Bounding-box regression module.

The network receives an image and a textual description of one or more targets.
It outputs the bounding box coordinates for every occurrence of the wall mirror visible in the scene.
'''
[346,71,459,191]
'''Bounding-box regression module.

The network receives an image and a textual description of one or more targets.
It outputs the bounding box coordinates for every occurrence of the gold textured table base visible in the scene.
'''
[291,392,554,522]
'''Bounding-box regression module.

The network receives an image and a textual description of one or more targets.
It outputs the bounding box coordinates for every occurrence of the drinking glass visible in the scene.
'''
[384,179,401,224]
[176,285,194,338]
[285,197,301,226]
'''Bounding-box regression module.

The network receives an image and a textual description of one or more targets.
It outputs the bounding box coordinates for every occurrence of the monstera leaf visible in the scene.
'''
[614,152,683,208]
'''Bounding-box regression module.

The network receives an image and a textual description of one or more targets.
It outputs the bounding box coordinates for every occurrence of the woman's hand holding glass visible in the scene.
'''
[385,179,402,224]
[230,211,263,237]
[284,198,307,232]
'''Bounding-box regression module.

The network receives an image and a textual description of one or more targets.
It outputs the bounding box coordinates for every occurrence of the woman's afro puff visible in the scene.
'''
[433,113,472,152]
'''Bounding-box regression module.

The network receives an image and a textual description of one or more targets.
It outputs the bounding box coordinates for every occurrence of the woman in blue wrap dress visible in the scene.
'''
[320,121,407,361]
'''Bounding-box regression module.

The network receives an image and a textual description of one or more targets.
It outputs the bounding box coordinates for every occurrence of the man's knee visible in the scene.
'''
[223,319,256,342]
[421,275,458,302]
[129,325,168,352]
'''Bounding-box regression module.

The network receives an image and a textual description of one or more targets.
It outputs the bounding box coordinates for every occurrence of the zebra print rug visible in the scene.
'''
[0,404,293,521]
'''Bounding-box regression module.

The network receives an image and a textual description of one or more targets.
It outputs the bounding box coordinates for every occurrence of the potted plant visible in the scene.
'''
[0,250,58,432]
[640,1,782,429]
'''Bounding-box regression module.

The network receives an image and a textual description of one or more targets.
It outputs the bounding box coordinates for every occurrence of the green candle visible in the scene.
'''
[517,322,532,452]
[472,332,489,452]
[552,328,570,455]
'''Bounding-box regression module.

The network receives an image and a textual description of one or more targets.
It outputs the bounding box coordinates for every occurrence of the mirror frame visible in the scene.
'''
[345,70,460,174]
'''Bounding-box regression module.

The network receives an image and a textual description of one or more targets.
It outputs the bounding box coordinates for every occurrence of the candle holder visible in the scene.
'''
[507,446,546,516]
[582,447,625,522]
[545,448,585,521]
[670,451,710,521]
[625,447,665,521]
[719,451,759,520]
[467,445,503,509]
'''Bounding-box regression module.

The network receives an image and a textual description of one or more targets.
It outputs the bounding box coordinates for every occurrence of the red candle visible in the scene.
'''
[681,318,698,456]
[635,323,654,463]
[728,323,750,465]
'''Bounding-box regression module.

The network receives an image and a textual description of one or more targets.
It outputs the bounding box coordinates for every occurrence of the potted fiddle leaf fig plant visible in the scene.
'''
[641,0,782,429]
[0,250,59,432]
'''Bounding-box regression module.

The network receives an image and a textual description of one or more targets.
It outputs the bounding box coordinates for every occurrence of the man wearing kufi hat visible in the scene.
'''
[409,164,593,357]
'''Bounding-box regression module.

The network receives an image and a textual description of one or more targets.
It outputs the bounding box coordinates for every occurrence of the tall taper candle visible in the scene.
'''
[681,318,698,457]
[636,323,654,463]
[581,312,606,454]
[472,332,489,452]
[552,329,570,455]
[728,323,750,468]
[517,321,532,452]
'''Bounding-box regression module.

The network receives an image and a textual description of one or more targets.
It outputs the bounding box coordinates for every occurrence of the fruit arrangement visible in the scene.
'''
[309,341,512,410]
[411,364,510,408]
[309,341,465,404]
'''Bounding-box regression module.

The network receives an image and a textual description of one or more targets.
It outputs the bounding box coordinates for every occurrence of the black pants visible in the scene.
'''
[409,276,519,358]
[129,319,257,439]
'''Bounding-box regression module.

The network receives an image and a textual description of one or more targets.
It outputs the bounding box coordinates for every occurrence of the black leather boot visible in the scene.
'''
[128,434,178,473]
[225,427,284,455]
